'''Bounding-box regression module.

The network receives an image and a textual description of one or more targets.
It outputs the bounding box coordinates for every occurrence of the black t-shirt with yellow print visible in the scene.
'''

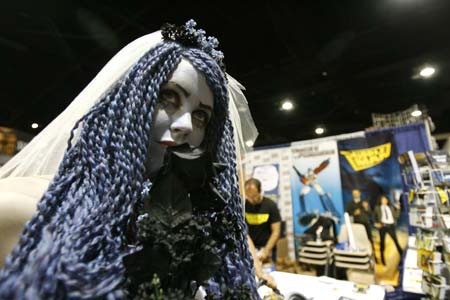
[245,197,281,248]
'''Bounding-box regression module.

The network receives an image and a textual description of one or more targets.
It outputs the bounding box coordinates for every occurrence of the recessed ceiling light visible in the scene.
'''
[31,123,39,129]
[322,71,328,76]
[281,100,293,111]
[245,140,254,147]
[315,127,324,135]
[419,66,435,78]
[411,110,422,117]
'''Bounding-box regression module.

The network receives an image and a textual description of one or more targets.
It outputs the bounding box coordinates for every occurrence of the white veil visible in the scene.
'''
[0,31,258,180]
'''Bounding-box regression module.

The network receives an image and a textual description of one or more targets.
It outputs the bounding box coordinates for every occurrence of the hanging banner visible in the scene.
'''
[338,133,403,215]
[290,140,344,239]
[338,131,407,284]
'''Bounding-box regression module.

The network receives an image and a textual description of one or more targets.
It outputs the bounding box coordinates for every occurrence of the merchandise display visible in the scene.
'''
[400,151,450,299]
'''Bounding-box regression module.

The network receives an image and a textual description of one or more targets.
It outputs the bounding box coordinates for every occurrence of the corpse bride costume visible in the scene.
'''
[0,20,258,299]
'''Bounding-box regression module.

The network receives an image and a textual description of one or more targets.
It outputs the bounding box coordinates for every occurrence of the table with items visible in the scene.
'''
[258,271,385,300]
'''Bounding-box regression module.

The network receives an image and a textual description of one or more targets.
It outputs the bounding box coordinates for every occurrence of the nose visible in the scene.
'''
[171,112,193,137]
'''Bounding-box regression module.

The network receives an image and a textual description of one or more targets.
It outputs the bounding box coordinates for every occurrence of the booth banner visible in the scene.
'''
[338,132,404,216]
[338,131,411,283]
[243,147,295,259]
[290,140,344,237]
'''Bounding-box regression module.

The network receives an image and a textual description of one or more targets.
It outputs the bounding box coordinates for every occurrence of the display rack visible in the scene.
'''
[400,150,450,299]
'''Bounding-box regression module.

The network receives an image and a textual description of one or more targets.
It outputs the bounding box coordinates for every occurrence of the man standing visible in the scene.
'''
[345,189,373,245]
[245,178,281,262]
[374,195,403,266]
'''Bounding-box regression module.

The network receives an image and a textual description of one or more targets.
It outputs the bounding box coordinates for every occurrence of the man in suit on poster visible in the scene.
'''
[345,189,374,247]
[374,194,403,265]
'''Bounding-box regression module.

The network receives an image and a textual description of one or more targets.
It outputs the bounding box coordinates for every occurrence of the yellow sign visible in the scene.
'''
[245,213,269,225]
[436,186,448,204]
[408,189,415,203]
[340,143,392,172]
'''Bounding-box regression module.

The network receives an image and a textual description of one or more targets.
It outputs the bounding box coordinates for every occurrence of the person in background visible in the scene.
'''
[345,189,374,246]
[245,178,281,263]
[374,194,403,266]
[247,235,277,289]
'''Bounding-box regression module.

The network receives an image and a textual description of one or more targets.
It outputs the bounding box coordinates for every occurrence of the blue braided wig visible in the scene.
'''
[0,41,258,299]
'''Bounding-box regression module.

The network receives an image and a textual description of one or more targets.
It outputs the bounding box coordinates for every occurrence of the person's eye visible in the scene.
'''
[158,89,180,111]
[192,110,210,128]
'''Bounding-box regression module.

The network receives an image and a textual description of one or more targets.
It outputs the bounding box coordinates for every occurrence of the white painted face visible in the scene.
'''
[147,58,214,174]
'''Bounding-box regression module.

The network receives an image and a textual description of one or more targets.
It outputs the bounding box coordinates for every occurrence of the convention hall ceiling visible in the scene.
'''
[1,0,449,147]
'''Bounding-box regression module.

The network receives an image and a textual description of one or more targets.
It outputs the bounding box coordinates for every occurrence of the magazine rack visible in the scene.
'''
[400,150,450,299]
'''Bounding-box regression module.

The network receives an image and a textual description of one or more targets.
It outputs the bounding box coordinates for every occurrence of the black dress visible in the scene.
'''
[123,146,250,299]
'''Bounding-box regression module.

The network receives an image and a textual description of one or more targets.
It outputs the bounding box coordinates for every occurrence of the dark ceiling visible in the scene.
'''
[1,0,450,147]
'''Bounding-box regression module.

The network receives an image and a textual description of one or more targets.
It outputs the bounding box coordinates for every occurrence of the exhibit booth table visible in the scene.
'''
[259,271,385,300]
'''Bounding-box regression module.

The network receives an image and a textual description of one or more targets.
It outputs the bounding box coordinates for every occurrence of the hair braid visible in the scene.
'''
[182,49,258,298]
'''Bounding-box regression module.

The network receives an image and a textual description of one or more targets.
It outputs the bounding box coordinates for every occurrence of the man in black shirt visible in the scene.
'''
[245,178,281,262]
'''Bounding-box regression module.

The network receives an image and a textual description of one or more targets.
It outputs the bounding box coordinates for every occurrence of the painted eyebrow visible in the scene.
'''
[167,81,212,112]
[171,82,190,98]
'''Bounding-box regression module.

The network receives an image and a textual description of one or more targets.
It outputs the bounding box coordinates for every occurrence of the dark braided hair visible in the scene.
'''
[0,40,258,299]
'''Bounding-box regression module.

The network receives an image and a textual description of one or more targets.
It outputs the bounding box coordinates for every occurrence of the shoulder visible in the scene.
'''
[262,197,280,214]
[262,197,277,206]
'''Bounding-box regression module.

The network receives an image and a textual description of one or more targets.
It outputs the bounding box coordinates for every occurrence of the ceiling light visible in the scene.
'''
[315,127,324,135]
[31,123,39,129]
[411,110,422,117]
[419,66,435,78]
[245,140,254,147]
[281,100,293,111]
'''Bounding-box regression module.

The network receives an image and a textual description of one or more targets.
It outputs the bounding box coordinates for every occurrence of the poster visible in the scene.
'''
[338,131,407,284]
[338,132,404,225]
[290,140,344,241]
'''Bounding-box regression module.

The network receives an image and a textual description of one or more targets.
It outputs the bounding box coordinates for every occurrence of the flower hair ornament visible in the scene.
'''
[161,20,226,74]
[0,20,259,299]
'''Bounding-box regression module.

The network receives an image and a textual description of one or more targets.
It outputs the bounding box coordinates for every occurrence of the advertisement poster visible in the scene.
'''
[290,140,344,242]
[338,131,407,284]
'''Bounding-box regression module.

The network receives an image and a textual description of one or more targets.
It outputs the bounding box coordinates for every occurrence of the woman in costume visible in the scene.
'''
[0,20,259,299]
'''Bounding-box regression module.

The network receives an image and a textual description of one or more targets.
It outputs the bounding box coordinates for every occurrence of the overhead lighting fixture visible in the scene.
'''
[245,140,254,147]
[411,110,422,117]
[31,123,39,129]
[315,127,325,135]
[419,66,435,78]
[281,100,293,111]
